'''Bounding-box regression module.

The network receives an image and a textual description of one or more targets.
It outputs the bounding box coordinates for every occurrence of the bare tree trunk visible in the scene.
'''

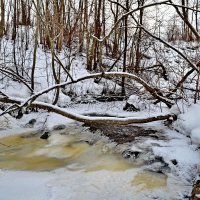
[135,0,144,73]
[194,62,200,103]
[111,0,119,57]
[93,0,102,70]
[31,0,39,92]
[79,0,84,52]
[84,0,91,70]
[0,0,5,37]
[195,0,199,32]
[121,0,129,96]
[170,0,200,41]
[12,0,17,40]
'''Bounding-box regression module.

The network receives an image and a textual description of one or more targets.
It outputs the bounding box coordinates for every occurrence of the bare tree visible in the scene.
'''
[0,0,5,37]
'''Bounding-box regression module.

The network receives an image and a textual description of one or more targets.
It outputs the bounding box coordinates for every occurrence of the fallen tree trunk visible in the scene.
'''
[0,96,177,125]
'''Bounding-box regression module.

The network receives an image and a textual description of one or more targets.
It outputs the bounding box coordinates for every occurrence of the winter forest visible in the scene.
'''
[1,0,200,200]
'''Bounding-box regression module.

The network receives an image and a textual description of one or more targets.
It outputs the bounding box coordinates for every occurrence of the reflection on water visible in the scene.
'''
[131,171,167,190]
[0,132,136,172]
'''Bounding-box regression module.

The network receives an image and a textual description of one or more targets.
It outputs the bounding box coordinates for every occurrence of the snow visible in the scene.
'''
[178,103,200,134]
[0,169,134,200]
[0,171,51,200]
[191,128,200,145]
[45,113,74,130]
[153,137,199,165]
[0,162,190,200]
[0,114,20,130]
[127,94,147,110]
[0,127,37,138]
[174,102,200,145]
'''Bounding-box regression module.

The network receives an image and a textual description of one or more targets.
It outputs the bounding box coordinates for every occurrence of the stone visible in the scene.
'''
[28,119,36,125]
[24,119,36,128]
[52,124,66,131]
[40,131,49,139]
[146,161,171,174]
[171,159,178,166]
[122,149,141,159]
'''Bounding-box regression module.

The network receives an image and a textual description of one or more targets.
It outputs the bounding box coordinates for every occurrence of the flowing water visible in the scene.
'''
[0,126,186,199]
[0,131,137,172]
[131,171,167,190]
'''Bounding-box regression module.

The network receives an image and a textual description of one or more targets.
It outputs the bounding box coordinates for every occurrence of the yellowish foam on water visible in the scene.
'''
[0,133,168,193]
[0,133,136,172]
[0,135,66,171]
[131,171,167,190]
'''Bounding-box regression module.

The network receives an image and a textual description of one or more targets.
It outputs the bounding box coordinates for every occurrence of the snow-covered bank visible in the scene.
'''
[176,102,200,140]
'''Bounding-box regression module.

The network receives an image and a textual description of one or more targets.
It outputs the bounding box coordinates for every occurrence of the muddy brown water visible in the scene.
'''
[0,130,167,190]
[0,133,136,171]
[131,171,167,190]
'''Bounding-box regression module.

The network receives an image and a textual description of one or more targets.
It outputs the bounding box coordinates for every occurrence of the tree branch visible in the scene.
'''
[0,96,177,125]
[91,0,170,42]
[0,68,34,93]
[14,72,174,108]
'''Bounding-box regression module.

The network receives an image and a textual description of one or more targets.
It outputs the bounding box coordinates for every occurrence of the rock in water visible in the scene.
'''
[52,124,66,131]
[40,131,49,139]
[29,119,36,125]
[122,149,141,159]
[25,119,36,128]
[171,159,178,166]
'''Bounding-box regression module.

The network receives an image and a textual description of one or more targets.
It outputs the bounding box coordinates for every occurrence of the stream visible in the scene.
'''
[0,124,191,200]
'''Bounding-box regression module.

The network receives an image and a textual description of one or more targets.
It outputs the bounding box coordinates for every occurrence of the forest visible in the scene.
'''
[1,0,200,200]
[0,0,200,122]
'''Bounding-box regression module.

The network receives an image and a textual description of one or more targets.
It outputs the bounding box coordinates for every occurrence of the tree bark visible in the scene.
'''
[0,0,5,37]
[0,96,177,125]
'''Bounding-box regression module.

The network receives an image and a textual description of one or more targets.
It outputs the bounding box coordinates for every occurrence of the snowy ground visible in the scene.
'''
[0,167,191,200]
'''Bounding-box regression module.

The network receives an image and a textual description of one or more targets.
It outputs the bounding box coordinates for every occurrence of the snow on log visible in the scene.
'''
[0,96,177,125]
